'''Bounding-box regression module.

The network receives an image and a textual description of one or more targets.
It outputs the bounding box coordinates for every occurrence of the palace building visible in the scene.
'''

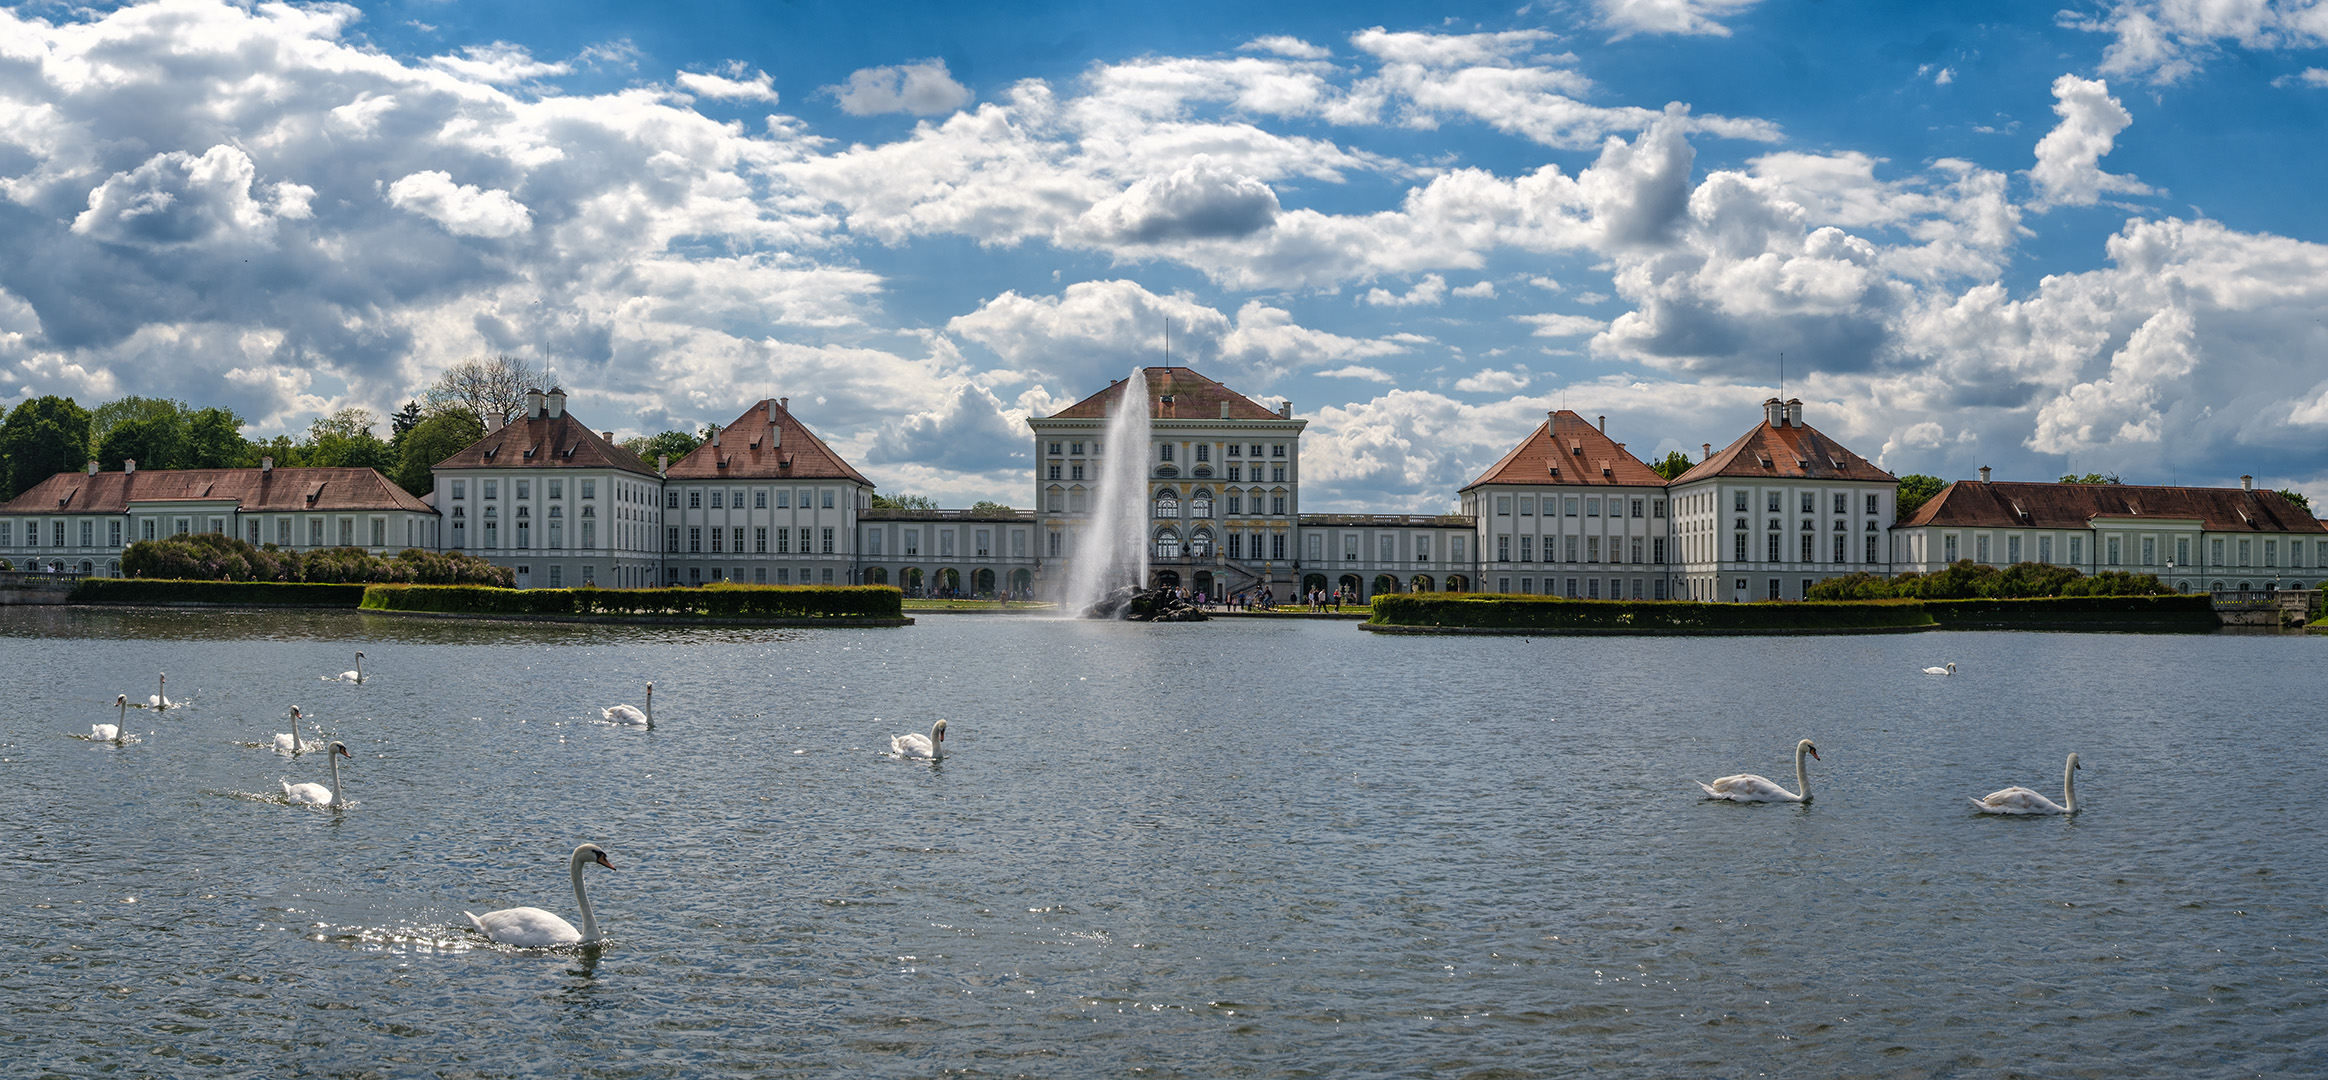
[8,369,2320,599]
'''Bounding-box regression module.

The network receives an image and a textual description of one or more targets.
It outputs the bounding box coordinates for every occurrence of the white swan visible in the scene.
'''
[282,742,352,806]
[273,706,310,756]
[138,673,174,710]
[1699,739,1819,803]
[1971,753,2080,815]
[326,652,365,684]
[601,683,652,728]
[1922,661,1958,676]
[466,844,616,947]
[891,719,946,760]
[91,695,130,744]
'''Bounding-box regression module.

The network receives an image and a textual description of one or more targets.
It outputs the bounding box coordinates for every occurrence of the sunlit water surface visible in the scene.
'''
[3,608,2324,1078]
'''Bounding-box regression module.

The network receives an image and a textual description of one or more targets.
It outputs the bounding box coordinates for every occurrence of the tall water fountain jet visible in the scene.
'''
[1063,367,1152,617]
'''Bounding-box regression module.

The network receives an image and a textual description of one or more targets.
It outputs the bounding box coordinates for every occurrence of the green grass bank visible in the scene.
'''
[359,583,909,625]
[1363,593,2219,635]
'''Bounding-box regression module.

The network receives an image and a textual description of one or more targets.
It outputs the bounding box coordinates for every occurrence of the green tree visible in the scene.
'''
[250,434,304,468]
[1895,474,1945,518]
[622,429,702,465]
[98,413,186,471]
[969,500,1014,514]
[388,400,426,440]
[391,411,486,496]
[2276,488,2312,513]
[1649,450,1695,480]
[2059,472,2121,484]
[302,408,395,471]
[180,407,249,468]
[89,395,186,449]
[870,493,938,509]
[0,395,94,498]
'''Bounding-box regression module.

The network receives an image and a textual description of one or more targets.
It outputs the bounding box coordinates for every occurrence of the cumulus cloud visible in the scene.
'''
[1364,274,1448,307]
[1075,159,1281,243]
[1452,280,1497,298]
[868,379,1028,471]
[1318,365,1396,382]
[2067,0,2328,85]
[1455,367,1531,393]
[426,42,572,84]
[1596,0,1764,39]
[72,145,302,248]
[386,172,535,238]
[1240,35,1333,60]
[1518,313,1607,337]
[2027,75,2154,211]
[678,64,780,102]
[829,58,972,116]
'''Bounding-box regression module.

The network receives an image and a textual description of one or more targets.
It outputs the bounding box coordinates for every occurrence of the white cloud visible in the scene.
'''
[1075,158,1281,243]
[1453,280,1497,299]
[1518,313,1608,337]
[1318,365,1396,382]
[426,43,572,85]
[1935,67,1956,85]
[829,58,972,116]
[678,65,780,103]
[386,172,535,238]
[1596,0,1764,39]
[1364,273,1448,307]
[2027,75,2154,211]
[1455,367,1531,393]
[2067,0,2328,85]
[1240,35,1332,60]
[71,145,294,248]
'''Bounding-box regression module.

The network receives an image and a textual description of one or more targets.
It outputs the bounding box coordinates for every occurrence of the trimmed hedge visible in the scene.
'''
[71,578,369,607]
[1368,595,1933,632]
[1923,594,2217,628]
[1368,593,2222,633]
[361,583,904,620]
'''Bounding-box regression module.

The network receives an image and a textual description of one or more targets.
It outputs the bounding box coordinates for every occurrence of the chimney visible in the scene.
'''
[86,459,97,475]
[2241,475,2254,491]
[1597,415,1606,433]
[1220,402,1230,419]
[709,423,721,448]
[545,387,566,418]
[1278,400,1292,419]
[261,456,273,475]
[1764,397,1784,427]
[1979,466,1992,483]
[656,453,668,477]
[487,412,504,433]
[1702,443,1712,460]
[1785,398,1803,426]
[600,431,614,443]
[525,388,543,418]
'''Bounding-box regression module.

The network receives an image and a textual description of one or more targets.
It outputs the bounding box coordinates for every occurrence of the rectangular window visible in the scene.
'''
[822,527,834,554]
[733,527,744,553]
[370,519,385,547]
[1272,444,1285,457]
[800,527,813,552]
[1768,533,1781,562]
[2140,537,2155,566]
[581,480,595,499]
[710,490,723,509]
[1976,535,1990,563]
[777,528,792,554]
[1497,535,1510,562]
[1271,465,1285,483]
[113,521,125,547]
[1518,535,1533,562]
[310,518,324,546]
[1587,578,1600,599]
[1587,498,1600,517]
[755,527,768,553]
[1271,495,1286,515]
[1452,536,1465,562]
[484,480,498,499]
[1768,492,1782,513]
[452,480,467,500]
[2107,536,2122,566]
[1944,535,1958,562]
[689,490,702,509]
[1734,533,1748,562]
[1866,534,1879,563]
[2175,537,2190,566]
[1654,537,1667,564]
[2070,536,2083,564]
[1228,533,1242,559]
[1380,535,1396,563]
[79,520,92,547]
[2040,535,2053,563]
[1566,536,1578,562]
[1802,532,1815,562]
[2265,539,2278,567]
[516,481,530,500]
[776,490,790,508]
[711,527,724,553]
[1519,497,1534,516]
[1835,533,1846,563]
[1159,443,1174,462]
[1497,497,1511,516]
[2239,539,2252,566]
[581,521,594,548]
[1834,493,1847,515]
[1587,536,1601,563]
[1227,494,1241,515]
[667,490,680,508]
[1048,464,1062,480]
[904,530,918,556]
[1653,499,1666,519]
[975,530,991,557]
[867,530,882,556]
[1195,444,1209,462]
[1271,533,1285,560]
[823,491,834,509]
[1867,493,1879,515]
[1631,499,1644,519]
[548,480,563,500]
[689,527,702,553]
[1049,531,1060,556]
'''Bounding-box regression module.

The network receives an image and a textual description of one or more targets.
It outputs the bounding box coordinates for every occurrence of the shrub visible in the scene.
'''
[1367,595,1932,632]
[1805,561,2169,600]
[120,534,511,586]
[362,583,903,620]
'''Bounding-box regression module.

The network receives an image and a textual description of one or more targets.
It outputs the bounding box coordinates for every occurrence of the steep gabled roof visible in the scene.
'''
[1672,410,1894,485]
[434,409,658,476]
[1,467,434,515]
[1896,480,2326,533]
[1043,366,1286,422]
[665,398,871,486]
[1461,410,1667,491]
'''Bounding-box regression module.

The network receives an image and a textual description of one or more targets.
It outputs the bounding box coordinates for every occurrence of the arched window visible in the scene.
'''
[1069,486,1087,513]
[1190,528,1214,556]
[1155,490,1181,518]
[1156,528,1182,558]
[1190,488,1213,518]
[1047,485,1066,512]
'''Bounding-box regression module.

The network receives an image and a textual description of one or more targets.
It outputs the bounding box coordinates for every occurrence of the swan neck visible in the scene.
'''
[572,851,599,942]
[2063,758,2077,814]
[1796,745,1812,802]
[328,752,342,805]
[932,725,944,761]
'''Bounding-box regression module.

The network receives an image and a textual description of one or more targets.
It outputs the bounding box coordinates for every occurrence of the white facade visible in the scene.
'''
[1667,399,1896,602]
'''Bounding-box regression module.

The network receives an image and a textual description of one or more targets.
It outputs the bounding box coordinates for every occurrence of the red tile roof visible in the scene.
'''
[433,408,658,475]
[1462,410,1668,491]
[1672,410,1893,485]
[1044,366,1285,422]
[1896,480,2326,533]
[2,467,434,515]
[665,399,871,486]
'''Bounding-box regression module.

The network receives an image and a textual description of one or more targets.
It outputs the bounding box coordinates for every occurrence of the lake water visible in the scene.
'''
[3,608,2324,1078]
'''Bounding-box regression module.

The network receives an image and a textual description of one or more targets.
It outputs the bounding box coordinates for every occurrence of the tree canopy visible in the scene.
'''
[2059,472,2122,484]
[1894,474,1946,518]
[391,411,486,496]
[871,493,938,509]
[1649,450,1695,480]
[423,354,541,425]
[621,429,701,465]
[0,396,93,499]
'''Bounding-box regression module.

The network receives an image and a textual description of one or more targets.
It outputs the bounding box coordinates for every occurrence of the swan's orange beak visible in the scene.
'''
[595,854,617,870]
[336,744,353,758]
[1807,746,1820,760]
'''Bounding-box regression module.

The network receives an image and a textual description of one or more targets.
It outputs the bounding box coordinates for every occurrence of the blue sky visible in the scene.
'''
[3,0,2327,510]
